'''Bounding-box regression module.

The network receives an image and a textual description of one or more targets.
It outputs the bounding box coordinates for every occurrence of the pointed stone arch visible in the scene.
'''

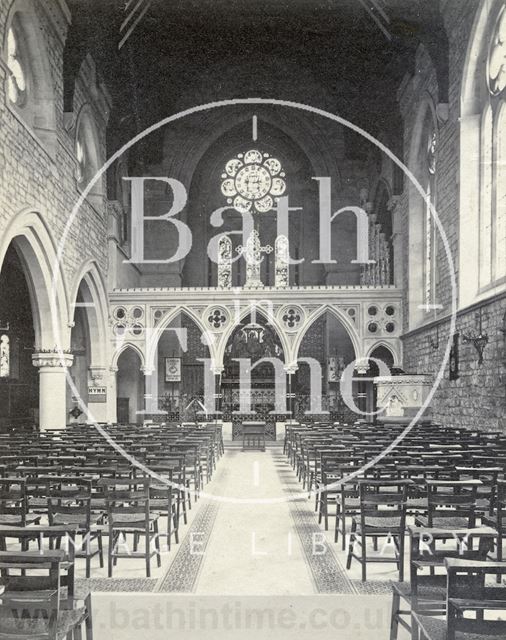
[146,305,216,372]
[292,304,360,366]
[0,209,69,349]
[70,260,109,369]
[217,304,290,370]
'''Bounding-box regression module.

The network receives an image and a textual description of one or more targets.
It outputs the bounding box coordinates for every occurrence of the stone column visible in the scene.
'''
[32,352,74,430]
[107,366,118,424]
[284,364,298,423]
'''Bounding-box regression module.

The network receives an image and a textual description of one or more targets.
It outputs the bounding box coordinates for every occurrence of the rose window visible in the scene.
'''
[221,149,286,213]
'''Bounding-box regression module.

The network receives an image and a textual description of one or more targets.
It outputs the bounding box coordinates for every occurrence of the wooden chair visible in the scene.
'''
[346,479,411,582]
[413,558,506,640]
[415,479,481,529]
[389,526,496,640]
[147,467,179,550]
[47,477,104,578]
[0,478,41,528]
[0,525,93,640]
[0,550,87,640]
[482,478,506,576]
[104,477,161,577]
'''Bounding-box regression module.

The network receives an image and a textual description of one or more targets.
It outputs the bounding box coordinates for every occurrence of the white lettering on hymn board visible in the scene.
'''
[88,387,107,403]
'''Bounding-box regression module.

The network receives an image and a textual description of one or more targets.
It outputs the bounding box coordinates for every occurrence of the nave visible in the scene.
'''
[0,420,505,639]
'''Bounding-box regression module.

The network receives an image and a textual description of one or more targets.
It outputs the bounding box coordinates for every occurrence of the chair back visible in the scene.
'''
[359,479,411,531]
[425,479,480,527]
[0,550,64,640]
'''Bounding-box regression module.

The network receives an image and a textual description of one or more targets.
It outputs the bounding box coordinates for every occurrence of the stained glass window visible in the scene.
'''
[76,136,86,184]
[6,27,26,106]
[0,335,10,378]
[488,5,506,96]
[221,150,286,213]
[424,125,437,310]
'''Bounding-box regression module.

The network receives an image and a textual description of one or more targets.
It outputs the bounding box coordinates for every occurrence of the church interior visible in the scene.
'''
[0,0,505,638]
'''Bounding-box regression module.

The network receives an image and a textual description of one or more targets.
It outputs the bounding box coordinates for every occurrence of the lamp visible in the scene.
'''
[462,308,489,365]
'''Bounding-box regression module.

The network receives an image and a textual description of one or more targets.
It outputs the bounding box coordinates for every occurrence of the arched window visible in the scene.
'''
[3,3,57,157]
[461,1,506,304]
[407,93,439,328]
[0,335,10,378]
[74,105,104,207]
[424,126,438,309]
[6,23,26,106]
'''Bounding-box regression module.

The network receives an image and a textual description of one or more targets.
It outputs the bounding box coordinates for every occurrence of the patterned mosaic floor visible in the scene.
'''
[82,447,394,594]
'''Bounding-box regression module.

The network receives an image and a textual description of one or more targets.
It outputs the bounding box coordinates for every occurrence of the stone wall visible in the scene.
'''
[398,0,506,432]
[0,0,110,329]
[403,295,506,432]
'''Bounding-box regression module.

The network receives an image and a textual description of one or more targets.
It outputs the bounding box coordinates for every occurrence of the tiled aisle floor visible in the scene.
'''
[90,444,410,639]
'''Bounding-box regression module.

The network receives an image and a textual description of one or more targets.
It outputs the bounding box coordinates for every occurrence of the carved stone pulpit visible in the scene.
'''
[374,374,432,420]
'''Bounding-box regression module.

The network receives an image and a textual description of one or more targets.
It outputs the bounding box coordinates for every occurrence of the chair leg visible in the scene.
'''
[154,521,161,567]
[85,594,94,640]
[346,520,356,570]
[390,591,400,640]
[361,532,367,582]
[108,534,114,578]
[98,531,104,568]
[145,531,151,577]
[496,533,503,583]
[398,535,405,582]
[173,509,179,544]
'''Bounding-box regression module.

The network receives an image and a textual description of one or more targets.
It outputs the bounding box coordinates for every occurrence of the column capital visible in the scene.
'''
[141,366,155,375]
[32,352,74,369]
[354,357,370,375]
[89,365,107,382]
[284,363,298,374]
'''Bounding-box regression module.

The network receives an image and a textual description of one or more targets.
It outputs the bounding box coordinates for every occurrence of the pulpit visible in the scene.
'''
[374,374,432,422]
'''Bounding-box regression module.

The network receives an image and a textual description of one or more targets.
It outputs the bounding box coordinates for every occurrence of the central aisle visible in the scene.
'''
[196,447,315,594]
[156,445,358,595]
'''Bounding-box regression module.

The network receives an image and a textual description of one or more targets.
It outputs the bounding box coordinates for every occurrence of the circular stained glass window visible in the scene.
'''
[221,149,286,213]
[385,305,395,316]
[385,322,395,334]
[132,307,143,319]
[368,322,378,334]
[368,306,378,316]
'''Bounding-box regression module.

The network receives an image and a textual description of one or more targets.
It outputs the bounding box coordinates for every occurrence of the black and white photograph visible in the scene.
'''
[0,0,505,638]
